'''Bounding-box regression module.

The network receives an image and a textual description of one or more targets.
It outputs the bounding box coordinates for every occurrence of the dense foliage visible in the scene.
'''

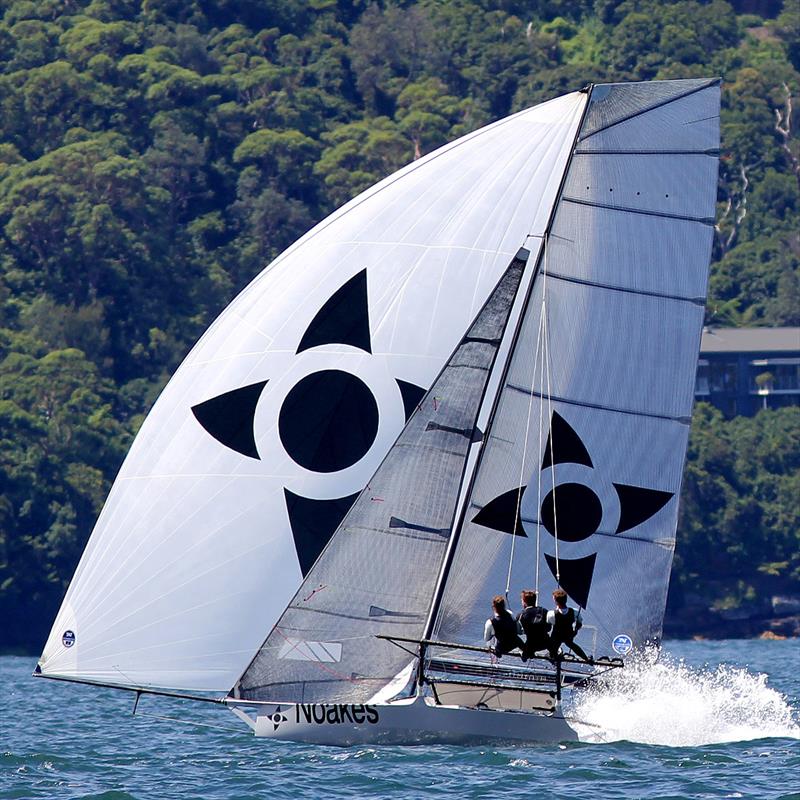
[0,0,797,651]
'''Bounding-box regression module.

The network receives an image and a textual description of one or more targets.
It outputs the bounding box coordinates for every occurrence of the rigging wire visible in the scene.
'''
[504,234,554,599]
[534,265,548,595]
[542,236,560,583]
[505,251,545,599]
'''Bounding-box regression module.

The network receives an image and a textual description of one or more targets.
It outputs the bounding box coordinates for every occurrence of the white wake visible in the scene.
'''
[569,651,800,746]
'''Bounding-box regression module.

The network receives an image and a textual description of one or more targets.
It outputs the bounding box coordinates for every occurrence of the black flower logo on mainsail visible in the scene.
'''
[190,269,426,575]
[473,410,674,608]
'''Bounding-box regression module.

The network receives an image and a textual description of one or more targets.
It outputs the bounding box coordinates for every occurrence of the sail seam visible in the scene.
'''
[504,385,692,425]
[577,79,720,142]
[562,196,715,225]
[545,271,706,305]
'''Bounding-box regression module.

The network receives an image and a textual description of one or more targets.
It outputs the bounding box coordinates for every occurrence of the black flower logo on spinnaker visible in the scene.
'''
[472,411,674,608]
[190,270,426,575]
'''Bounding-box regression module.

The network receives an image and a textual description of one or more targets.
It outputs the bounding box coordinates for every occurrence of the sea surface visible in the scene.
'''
[2,639,799,800]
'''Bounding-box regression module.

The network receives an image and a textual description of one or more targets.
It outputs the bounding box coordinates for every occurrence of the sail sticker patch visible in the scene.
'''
[612,634,633,655]
[62,630,75,648]
[279,370,379,473]
[277,637,343,663]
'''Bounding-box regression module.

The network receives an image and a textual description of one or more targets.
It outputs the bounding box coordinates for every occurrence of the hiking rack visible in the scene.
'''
[376,634,624,701]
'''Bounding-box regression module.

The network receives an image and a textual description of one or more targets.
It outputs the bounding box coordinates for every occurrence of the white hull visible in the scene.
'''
[231,695,578,746]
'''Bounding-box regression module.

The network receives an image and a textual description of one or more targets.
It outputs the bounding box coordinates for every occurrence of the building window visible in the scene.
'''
[695,360,710,395]
[709,361,737,392]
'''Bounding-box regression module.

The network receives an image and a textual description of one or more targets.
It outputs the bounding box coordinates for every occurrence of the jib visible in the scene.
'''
[297,704,379,725]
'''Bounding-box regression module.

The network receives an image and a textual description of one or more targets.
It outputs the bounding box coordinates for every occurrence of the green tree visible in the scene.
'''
[314,116,409,207]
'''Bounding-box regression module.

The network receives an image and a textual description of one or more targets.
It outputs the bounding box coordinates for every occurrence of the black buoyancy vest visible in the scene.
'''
[490,610,519,647]
[519,605,548,638]
[552,607,576,639]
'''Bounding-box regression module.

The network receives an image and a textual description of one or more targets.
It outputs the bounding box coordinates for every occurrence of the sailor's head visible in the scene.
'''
[521,590,537,607]
[492,595,506,614]
[553,588,568,608]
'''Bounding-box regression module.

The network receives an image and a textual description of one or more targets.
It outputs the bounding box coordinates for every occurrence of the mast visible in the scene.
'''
[418,86,595,667]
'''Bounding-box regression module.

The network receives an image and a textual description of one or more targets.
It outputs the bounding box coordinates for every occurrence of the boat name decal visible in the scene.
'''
[296,703,380,725]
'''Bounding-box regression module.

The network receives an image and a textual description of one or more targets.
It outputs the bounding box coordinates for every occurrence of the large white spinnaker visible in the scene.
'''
[38,92,586,690]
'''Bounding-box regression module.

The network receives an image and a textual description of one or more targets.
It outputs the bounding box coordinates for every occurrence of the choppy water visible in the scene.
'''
[3,640,798,799]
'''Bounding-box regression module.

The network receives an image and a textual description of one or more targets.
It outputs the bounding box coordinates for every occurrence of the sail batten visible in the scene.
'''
[542,271,706,305]
[562,196,716,225]
[504,385,693,424]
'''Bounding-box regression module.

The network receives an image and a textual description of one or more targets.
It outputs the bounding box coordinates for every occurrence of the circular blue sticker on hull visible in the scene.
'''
[612,634,632,655]
[62,630,75,648]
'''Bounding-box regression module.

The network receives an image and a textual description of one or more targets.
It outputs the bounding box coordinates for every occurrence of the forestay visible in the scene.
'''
[233,253,527,704]
[432,79,720,662]
[38,92,585,690]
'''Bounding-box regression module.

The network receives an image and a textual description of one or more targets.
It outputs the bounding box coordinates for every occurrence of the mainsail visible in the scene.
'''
[37,91,585,690]
[432,78,720,660]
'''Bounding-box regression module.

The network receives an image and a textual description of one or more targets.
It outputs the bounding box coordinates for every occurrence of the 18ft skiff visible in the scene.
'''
[36,78,720,746]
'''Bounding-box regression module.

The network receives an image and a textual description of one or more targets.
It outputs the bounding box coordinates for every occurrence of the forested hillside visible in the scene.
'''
[0,0,797,651]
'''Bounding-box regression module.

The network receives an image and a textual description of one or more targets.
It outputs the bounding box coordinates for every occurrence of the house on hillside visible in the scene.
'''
[695,327,800,417]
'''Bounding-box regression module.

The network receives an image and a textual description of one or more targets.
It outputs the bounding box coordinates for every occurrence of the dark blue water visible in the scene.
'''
[3,640,798,799]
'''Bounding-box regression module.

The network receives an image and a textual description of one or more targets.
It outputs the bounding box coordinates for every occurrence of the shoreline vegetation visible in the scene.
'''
[0,0,798,653]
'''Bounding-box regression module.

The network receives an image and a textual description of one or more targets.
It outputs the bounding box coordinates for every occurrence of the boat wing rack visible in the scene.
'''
[376,633,624,671]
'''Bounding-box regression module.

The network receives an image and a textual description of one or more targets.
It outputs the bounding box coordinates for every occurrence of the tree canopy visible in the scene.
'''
[0,0,797,650]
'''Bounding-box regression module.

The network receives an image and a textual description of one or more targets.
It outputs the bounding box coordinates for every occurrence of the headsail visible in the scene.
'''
[432,78,720,661]
[38,92,586,690]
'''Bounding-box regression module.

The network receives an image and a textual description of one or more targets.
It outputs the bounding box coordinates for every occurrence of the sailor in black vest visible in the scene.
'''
[547,588,591,662]
[517,589,551,662]
[483,595,524,658]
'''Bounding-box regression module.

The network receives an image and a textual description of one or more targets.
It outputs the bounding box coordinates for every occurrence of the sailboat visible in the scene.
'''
[36,78,720,746]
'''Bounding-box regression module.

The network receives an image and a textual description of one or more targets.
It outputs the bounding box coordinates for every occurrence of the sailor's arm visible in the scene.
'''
[483,619,494,642]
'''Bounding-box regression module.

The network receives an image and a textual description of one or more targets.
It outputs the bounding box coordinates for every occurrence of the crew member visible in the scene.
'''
[517,589,550,661]
[484,595,524,658]
[547,588,590,662]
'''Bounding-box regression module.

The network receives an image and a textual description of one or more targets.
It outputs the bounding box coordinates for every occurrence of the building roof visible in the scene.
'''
[700,327,800,354]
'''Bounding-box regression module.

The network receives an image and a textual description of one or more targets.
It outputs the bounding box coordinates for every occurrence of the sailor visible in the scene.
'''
[547,588,591,662]
[483,595,524,659]
[517,589,550,661]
